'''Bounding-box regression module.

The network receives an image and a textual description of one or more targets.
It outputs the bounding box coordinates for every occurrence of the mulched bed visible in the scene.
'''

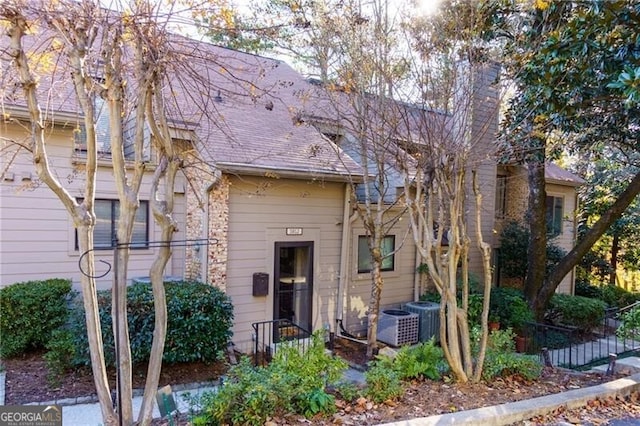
[3,350,226,404]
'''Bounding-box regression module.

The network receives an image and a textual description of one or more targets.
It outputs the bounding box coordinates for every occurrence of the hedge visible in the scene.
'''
[0,278,74,357]
[68,280,234,366]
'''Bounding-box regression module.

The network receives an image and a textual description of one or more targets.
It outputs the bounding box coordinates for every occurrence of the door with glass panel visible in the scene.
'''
[274,241,313,338]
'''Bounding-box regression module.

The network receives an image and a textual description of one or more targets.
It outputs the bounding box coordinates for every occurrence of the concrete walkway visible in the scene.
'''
[546,335,640,368]
[61,385,215,425]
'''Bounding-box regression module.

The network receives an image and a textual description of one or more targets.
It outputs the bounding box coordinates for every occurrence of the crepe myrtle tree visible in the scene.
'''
[395,0,501,383]
[301,0,416,359]
[0,1,251,424]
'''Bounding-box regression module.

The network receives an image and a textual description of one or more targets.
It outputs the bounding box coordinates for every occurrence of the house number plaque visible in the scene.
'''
[286,227,303,235]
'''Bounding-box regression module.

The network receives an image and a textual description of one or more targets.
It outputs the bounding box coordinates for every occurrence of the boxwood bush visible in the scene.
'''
[63,280,234,366]
[575,281,640,309]
[0,278,73,357]
[546,293,606,332]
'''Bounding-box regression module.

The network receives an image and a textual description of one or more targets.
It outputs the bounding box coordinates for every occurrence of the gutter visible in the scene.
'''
[216,161,364,183]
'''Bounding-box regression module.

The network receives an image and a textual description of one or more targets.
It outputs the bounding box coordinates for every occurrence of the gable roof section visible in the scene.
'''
[545,162,585,187]
[0,17,363,182]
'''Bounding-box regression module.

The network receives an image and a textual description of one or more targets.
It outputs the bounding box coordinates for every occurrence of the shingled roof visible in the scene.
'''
[0,14,363,182]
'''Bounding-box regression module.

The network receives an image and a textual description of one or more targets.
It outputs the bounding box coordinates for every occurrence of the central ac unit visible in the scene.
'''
[403,301,440,343]
[376,309,419,347]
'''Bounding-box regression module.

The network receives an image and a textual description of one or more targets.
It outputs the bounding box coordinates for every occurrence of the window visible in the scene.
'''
[75,199,149,250]
[495,175,507,218]
[546,195,564,236]
[75,96,112,154]
[357,235,395,273]
[322,132,343,144]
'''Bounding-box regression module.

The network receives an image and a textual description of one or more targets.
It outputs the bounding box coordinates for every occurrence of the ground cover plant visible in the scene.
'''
[191,331,347,425]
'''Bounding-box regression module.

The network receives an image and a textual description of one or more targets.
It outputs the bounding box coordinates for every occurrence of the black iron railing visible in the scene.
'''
[252,319,312,366]
[524,301,640,369]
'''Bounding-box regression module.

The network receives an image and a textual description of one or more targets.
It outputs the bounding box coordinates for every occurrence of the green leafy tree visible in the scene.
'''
[497,0,640,318]
[575,149,640,287]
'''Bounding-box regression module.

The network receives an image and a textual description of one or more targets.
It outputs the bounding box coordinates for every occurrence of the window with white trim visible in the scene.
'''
[75,199,149,250]
[357,235,395,273]
[546,195,564,237]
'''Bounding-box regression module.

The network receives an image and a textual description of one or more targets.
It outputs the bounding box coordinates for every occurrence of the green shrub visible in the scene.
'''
[374,339,445,381]
[44,329,76,386]
[483,351,542,381]
[197,332,347,425]
[490,287,533,333]
[498,221,567,281]
[617,305,640,340]
[0,278,73,357]
[333,380,362,402]
[364,362,403,403]
[575,281,604,299]
[498,221,529,282]
[547,293,606,332]
[481,328,543,381]
[66,281,234,366]
[600,285,640,309]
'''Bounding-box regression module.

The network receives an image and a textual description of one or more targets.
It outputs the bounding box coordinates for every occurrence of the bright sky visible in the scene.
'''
[417,0,442,16]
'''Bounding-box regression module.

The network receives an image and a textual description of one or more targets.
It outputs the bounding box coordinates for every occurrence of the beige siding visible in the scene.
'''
[343,214,418,337]
[494,165,579,294]
[225,176,345,352]
[0,123,185,289]
[547,183,579,294]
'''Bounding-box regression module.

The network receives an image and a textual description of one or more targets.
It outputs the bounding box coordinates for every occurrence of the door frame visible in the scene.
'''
[273,240,314,332]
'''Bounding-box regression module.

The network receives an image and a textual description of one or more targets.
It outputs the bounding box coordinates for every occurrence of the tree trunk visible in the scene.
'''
[5,13,116,423]
[137,155,179,425]
[535,170,640,318]
[609,232,619,286]
[78,227,117,425]
[113,234,133,424]
[524,160,547,320]
[366,258,383,359]
[471,171,492,383]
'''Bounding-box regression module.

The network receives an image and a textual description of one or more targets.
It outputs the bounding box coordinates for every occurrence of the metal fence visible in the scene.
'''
[524,302,640,369]
[251,319,312,366]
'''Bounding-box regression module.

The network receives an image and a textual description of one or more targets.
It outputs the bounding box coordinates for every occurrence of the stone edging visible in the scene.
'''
[22,380,220,407]
[377,372,640,426]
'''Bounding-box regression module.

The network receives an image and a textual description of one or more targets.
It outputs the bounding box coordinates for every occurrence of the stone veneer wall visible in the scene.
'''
[182,160,229,291]
[206,175,229,291]
[504,167,529,222]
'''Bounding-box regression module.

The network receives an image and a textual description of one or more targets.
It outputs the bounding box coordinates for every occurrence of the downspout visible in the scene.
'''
[413,206,424,301]
[336,183,359,337]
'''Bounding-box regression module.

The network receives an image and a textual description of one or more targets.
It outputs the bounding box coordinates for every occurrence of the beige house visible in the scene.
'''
[0,35,584,353]
[494,163,585,293]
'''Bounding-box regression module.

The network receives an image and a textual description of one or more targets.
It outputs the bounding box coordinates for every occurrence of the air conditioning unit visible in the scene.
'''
[403,301,441,343]
[377,309,419,347]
